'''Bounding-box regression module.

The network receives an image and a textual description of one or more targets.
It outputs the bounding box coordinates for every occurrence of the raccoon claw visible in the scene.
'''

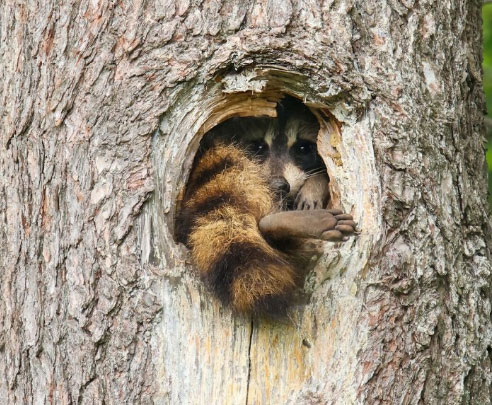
[294,195,323,211]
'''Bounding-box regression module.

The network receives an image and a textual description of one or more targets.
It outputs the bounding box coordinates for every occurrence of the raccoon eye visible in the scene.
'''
[247,140,269,157]
[294,141,315,155]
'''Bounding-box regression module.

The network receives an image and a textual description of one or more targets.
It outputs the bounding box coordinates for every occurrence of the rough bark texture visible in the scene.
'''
[1,0,491,404]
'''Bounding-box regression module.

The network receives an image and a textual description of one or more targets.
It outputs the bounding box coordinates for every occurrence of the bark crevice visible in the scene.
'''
[245,318,254,405]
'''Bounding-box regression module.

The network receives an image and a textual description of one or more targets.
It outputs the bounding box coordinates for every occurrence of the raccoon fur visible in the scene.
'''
[176,97,353,315]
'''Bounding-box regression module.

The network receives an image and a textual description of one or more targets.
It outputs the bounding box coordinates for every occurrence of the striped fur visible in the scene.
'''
[176,144,298,315]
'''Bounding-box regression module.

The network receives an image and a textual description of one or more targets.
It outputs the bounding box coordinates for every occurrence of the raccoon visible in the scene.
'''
[176,97,356,315]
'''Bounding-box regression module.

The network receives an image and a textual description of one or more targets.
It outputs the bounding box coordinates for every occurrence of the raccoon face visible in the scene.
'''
[231,111,325,206]
[201,99,327,208]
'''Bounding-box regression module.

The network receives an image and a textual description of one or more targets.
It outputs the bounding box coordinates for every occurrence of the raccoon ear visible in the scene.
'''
[277,95,314,120]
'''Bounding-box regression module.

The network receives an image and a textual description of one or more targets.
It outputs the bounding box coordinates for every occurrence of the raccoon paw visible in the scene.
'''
[320,209,358,241]
[294,193,324,210]
[259,209,357,242]
[294,174,329,210]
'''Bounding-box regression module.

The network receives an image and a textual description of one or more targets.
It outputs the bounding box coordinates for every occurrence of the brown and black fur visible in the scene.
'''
[176,97,350,315]
[176,144,300,314]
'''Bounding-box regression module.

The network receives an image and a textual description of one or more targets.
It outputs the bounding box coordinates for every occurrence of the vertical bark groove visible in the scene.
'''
[245,318,254,405]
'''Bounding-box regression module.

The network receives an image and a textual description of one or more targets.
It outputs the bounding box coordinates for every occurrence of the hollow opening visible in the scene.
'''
[172,93,344,243]
[142,69,363,271]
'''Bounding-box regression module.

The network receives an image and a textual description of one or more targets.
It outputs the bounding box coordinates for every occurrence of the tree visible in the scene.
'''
[1,1,491,403]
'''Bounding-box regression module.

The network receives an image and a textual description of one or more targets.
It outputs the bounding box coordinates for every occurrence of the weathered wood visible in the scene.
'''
[1,1,491,404]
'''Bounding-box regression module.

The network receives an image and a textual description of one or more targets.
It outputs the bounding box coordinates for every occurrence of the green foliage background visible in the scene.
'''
[484,5,492,208]
[485,6,492,114]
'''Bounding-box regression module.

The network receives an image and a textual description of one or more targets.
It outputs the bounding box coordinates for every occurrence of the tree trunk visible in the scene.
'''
[1,1,491,404]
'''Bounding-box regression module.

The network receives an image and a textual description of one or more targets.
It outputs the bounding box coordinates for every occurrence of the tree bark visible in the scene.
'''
[1,1,491,404]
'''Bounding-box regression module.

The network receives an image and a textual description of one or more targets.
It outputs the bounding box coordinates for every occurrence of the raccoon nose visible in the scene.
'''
[270,176,290,197]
